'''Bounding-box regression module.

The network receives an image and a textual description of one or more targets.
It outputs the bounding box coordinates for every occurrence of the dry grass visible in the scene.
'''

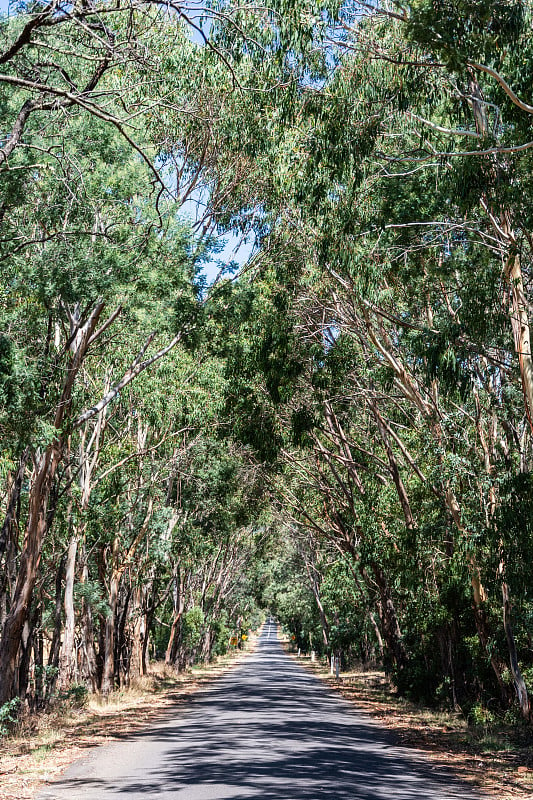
[295,655,533,800]
[0,641,256,800]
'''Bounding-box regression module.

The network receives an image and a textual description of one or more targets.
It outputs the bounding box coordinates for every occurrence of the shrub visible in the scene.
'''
[0,697,21,736]
[58,684,89,708]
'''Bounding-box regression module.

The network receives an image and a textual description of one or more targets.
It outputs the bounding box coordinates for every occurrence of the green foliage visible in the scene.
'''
[407,0,525,67]
[211,613,232,658]
[74,582,111,620]
[182,607,206,659]
[0,697,21,736]
[2,0,533,733]
[468,702,496,730]
[58,684,89,709]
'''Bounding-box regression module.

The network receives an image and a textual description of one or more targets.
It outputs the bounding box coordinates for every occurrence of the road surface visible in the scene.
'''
[39,620,481,799]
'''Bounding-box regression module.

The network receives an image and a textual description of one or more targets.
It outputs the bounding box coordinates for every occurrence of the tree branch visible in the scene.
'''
[75,330,184,428]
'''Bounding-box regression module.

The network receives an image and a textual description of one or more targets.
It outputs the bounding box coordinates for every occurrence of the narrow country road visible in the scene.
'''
[39,621,481,799]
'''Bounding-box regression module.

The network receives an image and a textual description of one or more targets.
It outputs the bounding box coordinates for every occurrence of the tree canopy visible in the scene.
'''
[1,0,533,729]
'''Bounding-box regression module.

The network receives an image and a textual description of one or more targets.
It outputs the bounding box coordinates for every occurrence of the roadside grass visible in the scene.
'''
[0,641,256,800]
[295,655,533,800]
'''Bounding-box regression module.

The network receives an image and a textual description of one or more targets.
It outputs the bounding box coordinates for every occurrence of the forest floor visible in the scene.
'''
[0,640,256,800]
[295,654,533,800]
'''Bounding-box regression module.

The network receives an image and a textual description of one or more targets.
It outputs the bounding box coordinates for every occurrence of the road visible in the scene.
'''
[39,621,481,799]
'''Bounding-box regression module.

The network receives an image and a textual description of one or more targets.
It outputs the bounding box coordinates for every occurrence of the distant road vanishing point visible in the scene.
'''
[39,620,481,799]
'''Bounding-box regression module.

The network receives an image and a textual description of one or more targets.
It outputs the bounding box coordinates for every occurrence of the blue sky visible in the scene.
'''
[201,231,255,284]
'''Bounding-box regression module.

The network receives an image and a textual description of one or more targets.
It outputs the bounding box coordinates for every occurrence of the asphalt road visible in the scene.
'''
[38,621,481,799]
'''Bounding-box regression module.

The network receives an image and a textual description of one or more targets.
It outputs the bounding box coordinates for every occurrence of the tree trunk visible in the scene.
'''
[79,542,98,692]
[58,536,78,689]
[46,554,65,700]
[0,446,61,704]
[471,601,510,705]
[304,560,330,648]
[33,620,44,709]
[201,627,215,663]
[100,569,120,694]
[373,406,416,531]
[370,562,408,672]
[166,566,184,667]
[17,618,33,703]
[130,587,145,680]
[141,607,152,676]
[502,581,530,720]
[368,611,384,661]
[0,449,29,629]
[165,612,183,666]
[115,586,131,687]
[506,252,533,433]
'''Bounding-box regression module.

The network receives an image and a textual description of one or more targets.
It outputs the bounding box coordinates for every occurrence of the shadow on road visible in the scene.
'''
[41,630,480,799]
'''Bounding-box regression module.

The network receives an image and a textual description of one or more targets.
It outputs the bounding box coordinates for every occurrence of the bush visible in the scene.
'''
[0,697,21,736]
[182,607,205,662]
[468,702,495,729]
[211,613,231,657]
[58,684,89,708]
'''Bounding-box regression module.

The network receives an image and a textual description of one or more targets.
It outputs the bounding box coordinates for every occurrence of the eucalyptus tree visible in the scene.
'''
[0,0,292,703]
[195,8,533,711]
[0,102,209,701]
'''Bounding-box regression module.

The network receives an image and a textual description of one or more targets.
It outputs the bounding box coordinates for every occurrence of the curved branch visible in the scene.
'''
[378,138,533,162]
[406,111,480,138]
[468,60,533,116]
[0,2,57,64]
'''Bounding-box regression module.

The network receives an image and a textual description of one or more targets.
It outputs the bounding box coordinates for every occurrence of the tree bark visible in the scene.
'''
[368,611,384,660]
[58,536,78,689]
[304,560,330,648]
[502,581,530,719]
[370,562,408,672]
[165,611,183,667]
[506,252,533,434]
[33,616,44,709]
[0,449,29,629]
[100,567,120,694]
[130,586,147,679]
[46,554,65,700]
[373,406,416,531]
[166,564,184,667]
[115,586,131,687]
[141,605,153,676]
[0,446,61,704]
[79,541,98,692]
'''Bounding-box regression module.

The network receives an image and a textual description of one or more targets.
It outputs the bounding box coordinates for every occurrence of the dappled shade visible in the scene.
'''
[39,625,480,800]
